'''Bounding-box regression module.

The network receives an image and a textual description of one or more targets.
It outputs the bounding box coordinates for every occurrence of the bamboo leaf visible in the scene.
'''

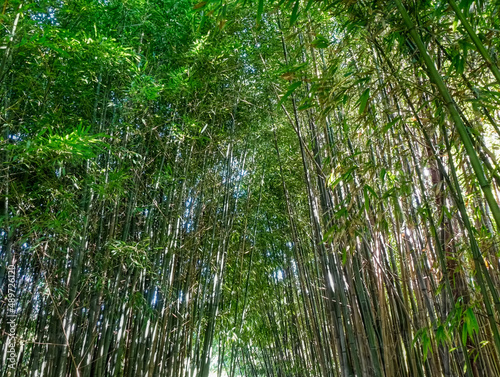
[257,0,264,26]
[193,1,207,10]
[382,116,400,134]
[278,81,302,106]
[305,0,315,12]
[462,322,468,346]
[322,225,336,243]
[311,35,329,49]
[422,330,432,361]
[465,307,479,340]
[290,0,300,26]
[358,88,370,114]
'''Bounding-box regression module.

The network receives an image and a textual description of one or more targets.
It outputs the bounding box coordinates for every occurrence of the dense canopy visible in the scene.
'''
[1,0,500,376]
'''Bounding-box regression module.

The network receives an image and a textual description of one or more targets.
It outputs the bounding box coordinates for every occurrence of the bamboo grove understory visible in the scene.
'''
[1,0,500,376]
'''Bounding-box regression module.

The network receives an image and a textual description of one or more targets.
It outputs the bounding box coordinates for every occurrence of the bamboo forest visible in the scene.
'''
[2,0,500,376]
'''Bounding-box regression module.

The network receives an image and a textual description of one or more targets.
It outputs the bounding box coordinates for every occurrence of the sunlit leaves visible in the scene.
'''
[10,124,106,168]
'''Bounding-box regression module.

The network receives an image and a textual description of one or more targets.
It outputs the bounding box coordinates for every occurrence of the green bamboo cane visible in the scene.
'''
[446,0,500,85]
[393,0,500,230]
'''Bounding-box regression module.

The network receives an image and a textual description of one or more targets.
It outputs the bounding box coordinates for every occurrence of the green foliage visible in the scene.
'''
[10,124,106,168]
[3,1,500,376]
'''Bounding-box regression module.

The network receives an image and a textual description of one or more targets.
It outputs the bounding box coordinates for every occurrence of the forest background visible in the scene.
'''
[1,0,500,376]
